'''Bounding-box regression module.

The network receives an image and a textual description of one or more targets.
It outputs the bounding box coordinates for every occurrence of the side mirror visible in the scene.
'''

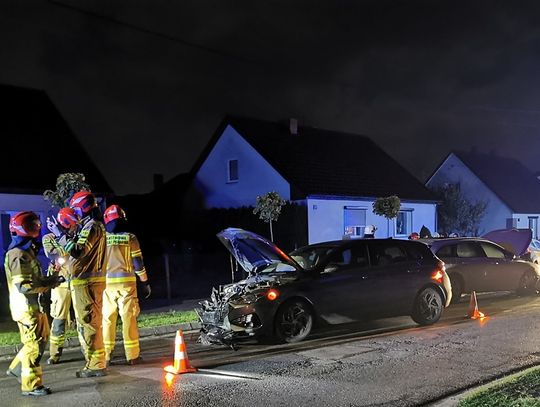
[322,264,338,274]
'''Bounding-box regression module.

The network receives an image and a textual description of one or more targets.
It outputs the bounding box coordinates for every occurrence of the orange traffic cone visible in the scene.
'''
[467,291,485,319]
[164,330,197,374]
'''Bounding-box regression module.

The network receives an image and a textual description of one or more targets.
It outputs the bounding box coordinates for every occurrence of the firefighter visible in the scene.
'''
[64,191,108,377]
[102,205,151,365]
[43,207,79,365]
[4,211,61,396]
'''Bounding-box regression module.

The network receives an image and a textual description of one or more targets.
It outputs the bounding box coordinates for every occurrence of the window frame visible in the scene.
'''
[395,209,413,237]
[343,206,367,238]
[227,159,239,183]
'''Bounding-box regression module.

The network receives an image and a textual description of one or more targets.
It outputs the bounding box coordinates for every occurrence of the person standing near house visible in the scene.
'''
[43,207,80,365]
[364,225,377,239]
[102,205,151,365]
[5,211,61,396]
[64,191,108,378]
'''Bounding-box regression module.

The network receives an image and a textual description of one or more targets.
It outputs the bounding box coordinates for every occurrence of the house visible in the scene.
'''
[188,116,438,244]
[0,84,112,251]
[426,151,540,237]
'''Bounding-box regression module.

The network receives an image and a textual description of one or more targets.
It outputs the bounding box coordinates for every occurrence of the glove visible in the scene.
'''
[44,274,63,289]
[46,216,62,237]
[141,281,151,299]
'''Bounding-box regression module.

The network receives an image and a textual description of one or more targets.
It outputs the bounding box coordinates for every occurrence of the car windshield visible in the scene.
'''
[290,245,335,270]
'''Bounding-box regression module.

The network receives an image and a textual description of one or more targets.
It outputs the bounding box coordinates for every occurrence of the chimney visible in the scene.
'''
[153,173,164,190]
[289,118,298,135]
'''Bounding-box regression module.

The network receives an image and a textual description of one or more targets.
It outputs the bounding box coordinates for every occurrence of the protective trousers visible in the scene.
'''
[8,313,49,392]
[71,282,106,370]
[49,286,72,361]
[103,285,141,362]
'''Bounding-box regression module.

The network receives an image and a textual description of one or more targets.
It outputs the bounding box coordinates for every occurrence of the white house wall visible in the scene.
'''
[426,153,512,235]
[194,125,290,208]
[306,197,437,244]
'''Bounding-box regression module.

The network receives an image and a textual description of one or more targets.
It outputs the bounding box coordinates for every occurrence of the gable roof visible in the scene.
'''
[1,84,112,194]
[191,115,436,201]
[453,151,540,213]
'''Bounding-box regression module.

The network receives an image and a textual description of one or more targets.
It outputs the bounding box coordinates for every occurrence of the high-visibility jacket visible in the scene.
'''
[105,232,147,286]
[4,245,50,323]
[65,217,107,286]
[42,233,71,289]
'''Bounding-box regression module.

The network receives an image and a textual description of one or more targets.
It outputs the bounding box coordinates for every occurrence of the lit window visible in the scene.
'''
[396,210,413,236]
[227,159,238,182]
[343,207,366,238]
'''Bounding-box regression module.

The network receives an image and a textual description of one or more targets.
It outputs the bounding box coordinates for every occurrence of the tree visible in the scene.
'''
[43,173,91,208]
[372,195,401,219]
[430,184,487,236]
[253,191,286,241]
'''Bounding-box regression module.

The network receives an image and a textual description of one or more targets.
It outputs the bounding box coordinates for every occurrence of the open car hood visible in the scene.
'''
[482,228,532,256]
[217,228,300,274]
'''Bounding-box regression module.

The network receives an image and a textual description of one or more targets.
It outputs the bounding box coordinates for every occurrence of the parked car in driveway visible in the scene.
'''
[421,237,540,303]
[197,228,452,346]
[522,238,540,264]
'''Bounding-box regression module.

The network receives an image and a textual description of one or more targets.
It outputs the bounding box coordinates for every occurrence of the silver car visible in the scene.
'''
[421,237,540,302]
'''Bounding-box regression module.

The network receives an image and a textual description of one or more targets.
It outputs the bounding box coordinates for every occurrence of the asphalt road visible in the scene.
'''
[1,292,540,406]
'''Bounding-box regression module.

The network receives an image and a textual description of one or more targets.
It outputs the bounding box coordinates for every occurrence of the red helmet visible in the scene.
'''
[69,191,97,216]
[103,205,126,224]
[57,207,80,228]
[9,211,42,238]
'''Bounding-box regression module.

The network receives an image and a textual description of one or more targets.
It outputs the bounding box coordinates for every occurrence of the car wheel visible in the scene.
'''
[449,275,463,304]
[411,287,443,326]
[274,300,313,343]
[517,271,539,296]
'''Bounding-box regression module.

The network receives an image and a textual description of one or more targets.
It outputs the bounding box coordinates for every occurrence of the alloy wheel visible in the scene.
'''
[412,287,443,325]
[276,301,313,343]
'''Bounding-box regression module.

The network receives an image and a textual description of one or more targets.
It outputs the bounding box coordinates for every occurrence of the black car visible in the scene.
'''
[197,228,452,345]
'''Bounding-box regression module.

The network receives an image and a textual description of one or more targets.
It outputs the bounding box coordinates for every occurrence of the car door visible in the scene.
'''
[479,241,525,291]
[363,241,418,316]
[444,241,489,292]
[313,242,371,323]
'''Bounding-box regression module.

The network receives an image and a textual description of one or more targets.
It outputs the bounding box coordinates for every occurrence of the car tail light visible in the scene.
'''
[266,288,280,301]
[431,260,445,284]
[431,270,444,284]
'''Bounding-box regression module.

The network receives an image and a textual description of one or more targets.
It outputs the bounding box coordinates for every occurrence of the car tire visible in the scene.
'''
[449,275,463,304]
[516,271,539,296]
[411,287,444,326]
[274,300,313,343]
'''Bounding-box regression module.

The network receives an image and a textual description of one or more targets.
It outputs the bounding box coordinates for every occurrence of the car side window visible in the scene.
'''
[436,244,455,258]
[480,242,506,259]
[456,242,485,258]
[327,245,369,269]
[327,248,352,266]
[369,244,408,266]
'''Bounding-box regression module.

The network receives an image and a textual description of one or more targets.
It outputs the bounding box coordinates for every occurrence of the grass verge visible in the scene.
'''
[459,366,540,407]
[0,310,199,347]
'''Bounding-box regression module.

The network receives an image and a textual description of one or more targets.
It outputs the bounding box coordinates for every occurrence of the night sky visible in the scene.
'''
[3,1,540,195]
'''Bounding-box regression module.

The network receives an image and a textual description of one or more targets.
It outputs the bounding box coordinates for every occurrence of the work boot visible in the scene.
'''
[47,356,60,365]
[75,368,107,378]
[21,386,52,396]
[6,369,21,383]
[127,356,142,365]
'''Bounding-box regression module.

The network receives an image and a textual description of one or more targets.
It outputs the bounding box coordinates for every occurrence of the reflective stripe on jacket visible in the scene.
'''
[65,218,107,285]
[105,232,147,286]
[42,233,70,288]
[4,247,48,323]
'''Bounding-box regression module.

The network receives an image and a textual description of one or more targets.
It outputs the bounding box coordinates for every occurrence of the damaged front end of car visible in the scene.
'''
[196,274,282,347]
[197,228,302,347]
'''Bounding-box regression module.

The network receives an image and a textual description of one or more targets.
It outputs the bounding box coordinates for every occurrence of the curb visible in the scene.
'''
[0,322,202,358]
